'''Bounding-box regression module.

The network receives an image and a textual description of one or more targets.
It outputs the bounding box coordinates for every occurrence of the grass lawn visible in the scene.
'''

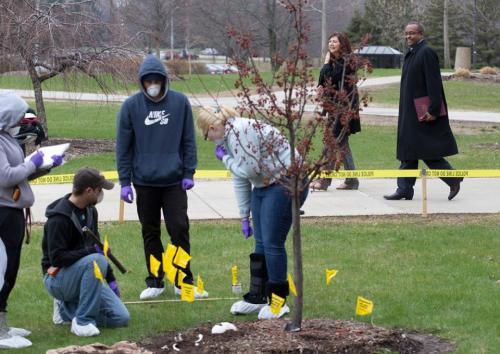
[37,100,500,175]
[364,80,500,112]
[1,68,404,95]
[5,215,500,353]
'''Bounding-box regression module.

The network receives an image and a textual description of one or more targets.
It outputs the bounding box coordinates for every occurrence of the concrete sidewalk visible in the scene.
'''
[30,178,500,223]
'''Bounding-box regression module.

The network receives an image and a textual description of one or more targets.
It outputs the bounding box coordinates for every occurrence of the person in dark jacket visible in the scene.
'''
[384,22,462,201]
[116,54,207,300]
[41,168,129,337]
[310,32,361,191]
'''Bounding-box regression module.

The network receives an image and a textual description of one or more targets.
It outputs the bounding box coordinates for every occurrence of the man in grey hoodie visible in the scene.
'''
[0,92,45,349]
[116,55,207,300]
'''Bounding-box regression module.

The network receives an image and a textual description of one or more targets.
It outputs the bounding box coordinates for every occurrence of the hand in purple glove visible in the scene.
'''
[30,150,44,168]
[108,280,121,298]
[241,217,253,239]
[94,244,111,256]
[94,244,103,254]
[181,178,194,191]
[215,145,227,161]
[51,155,64,168]
[120,185,134,203]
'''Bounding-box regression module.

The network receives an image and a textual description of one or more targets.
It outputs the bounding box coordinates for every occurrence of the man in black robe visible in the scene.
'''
[384,21,462,201]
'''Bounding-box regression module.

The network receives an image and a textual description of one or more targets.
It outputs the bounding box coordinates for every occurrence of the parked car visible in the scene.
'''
[205,64,238,74]
[200,48,219,55]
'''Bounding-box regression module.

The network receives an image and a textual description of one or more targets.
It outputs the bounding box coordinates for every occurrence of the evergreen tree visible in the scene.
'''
[422,0,467,68]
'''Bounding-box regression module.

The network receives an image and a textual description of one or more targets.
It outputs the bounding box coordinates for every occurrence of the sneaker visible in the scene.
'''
[230,300,266,315]
[7,327,30,337]
[257,304,290,320]
[0,335,32,349]
[70,318,100,337]
[52,299,69,325]
[139,287,165,300]
[174,286,209,299]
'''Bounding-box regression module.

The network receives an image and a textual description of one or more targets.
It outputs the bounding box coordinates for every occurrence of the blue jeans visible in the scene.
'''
[251,184,308,284]
[44,254,129,327]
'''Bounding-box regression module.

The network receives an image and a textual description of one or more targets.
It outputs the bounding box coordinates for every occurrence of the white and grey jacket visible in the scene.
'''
[0,93,36,209]
[221,117,292,218]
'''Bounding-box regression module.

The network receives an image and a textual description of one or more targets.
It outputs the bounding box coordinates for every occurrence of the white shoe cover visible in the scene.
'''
[7,327,30,337]
[174,286,209,299]
[257,304,290,320]
[0,335,32,349]
[52,298,69,325]
[70,318,100,337]
[230,300,266,315]
[139,287,165,300]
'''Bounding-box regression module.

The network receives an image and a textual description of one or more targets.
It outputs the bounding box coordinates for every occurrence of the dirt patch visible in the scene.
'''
[443,72,500,84]
[139,319,454,354]
[28,137,115,160]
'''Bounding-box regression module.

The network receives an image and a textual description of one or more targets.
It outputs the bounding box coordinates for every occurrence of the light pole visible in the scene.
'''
[472,0,477,68]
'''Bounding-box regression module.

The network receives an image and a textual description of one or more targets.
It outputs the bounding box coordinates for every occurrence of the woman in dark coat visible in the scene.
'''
[310,32,361,191]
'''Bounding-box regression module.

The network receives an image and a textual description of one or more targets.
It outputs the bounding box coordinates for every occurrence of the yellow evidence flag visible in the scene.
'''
[326,269,338,285]
[356,296,374,316]
[231,265,238,286]
[288,273,298,297]
[103,235,109,259]
[93,260,104,282]
[270,293,286,315]
[149,254,161,278]
[181,283,195,302]
[173,246,192,269]
[197,274,204,294]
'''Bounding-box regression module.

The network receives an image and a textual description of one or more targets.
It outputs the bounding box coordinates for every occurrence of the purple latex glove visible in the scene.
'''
[215,145,227,161]
[30,150,44,168]
[108,280,121,298]
[51,155,64,167]
[241,217,253,239]
[120,185,134,203]
[181,178,194,191]
[94,244,111,255]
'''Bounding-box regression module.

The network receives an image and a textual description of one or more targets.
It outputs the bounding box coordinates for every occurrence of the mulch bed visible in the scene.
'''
[139,318,454,354]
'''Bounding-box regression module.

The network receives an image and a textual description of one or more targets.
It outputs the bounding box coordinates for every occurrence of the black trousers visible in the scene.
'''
[135,184,192,288]
[397,158,458,192]
[0,207,25,312]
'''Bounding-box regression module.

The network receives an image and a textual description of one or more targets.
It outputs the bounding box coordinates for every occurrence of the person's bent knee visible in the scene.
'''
[111,307,130,328]
[83,253,108,270]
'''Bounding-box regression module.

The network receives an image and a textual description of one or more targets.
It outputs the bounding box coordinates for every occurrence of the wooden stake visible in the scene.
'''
[119,199,125,223]
[421,169,428,217]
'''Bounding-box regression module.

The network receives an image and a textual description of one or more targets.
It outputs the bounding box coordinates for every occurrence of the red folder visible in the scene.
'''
[414,96,447,121]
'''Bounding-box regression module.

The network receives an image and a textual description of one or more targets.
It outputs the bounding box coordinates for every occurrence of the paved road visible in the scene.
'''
[30,178,500,223]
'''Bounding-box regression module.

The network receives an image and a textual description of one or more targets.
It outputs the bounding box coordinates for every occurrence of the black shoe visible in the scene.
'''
[448,178,463,200]
[383,190,414,200]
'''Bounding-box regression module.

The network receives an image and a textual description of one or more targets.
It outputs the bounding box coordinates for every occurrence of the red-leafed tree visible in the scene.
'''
[226,0,369,330]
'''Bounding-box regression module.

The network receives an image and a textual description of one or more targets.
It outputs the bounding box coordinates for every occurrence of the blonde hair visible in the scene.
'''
[196,105,238,132]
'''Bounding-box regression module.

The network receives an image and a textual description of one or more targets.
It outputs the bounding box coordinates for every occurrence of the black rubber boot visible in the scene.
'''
[265,281,290,304]
[243,253,268,304]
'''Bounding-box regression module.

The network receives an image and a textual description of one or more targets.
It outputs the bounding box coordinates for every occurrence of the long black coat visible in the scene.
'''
[397,40,458,160]
[318,57,361,138]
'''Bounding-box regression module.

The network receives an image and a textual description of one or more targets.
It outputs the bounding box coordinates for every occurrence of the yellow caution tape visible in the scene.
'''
[29,169,500,185]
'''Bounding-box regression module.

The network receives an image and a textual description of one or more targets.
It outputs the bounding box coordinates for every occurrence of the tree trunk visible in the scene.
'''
[443,0,451,68]
[27,65,48,138]
[286,177,303,331]
[266,0,278,72]
[321,0,327,62]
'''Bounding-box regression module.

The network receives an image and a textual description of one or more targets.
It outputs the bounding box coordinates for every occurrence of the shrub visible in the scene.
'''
[479,66,498,75]
[454,68,471,78]
[165,60,207,76]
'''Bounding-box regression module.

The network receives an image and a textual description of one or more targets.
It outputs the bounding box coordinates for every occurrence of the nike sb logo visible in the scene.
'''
[144,111,170,126]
